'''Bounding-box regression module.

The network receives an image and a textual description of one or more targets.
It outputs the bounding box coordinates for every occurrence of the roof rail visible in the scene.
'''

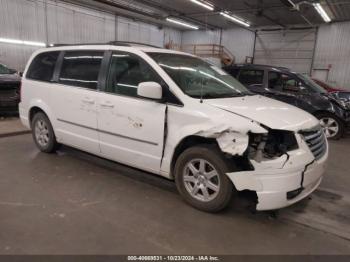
[107,41,160,48]
[48,43,105,47]
[48,41,161,48]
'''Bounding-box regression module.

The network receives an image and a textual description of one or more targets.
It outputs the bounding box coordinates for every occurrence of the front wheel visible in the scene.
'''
[174,145,234,212]
[316,113,344,140]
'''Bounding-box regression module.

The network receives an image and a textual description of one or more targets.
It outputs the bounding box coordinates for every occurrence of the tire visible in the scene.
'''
[174,144,234,212]
[315,112,344,140]
[31,112,59,153]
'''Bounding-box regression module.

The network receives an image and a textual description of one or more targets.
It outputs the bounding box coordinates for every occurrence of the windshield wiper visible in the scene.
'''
[192,92,253,99]
[200,93,220,99]
[214,93,253,98]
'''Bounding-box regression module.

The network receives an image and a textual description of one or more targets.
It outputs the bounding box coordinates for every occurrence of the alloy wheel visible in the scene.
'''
[35,119,50,147]
[319,117,339,138]
[183,158,220,202]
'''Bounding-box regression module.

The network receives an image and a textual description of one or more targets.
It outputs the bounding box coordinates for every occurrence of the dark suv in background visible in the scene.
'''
[223,64,350,139]
[0,63,21,115]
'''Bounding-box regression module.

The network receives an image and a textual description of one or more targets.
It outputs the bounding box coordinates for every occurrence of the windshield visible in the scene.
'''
[0,64,12,74]
[148,52,252,99]
[297,73,327,94]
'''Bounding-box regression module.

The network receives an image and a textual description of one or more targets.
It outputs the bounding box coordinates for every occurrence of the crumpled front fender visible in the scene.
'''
[160,105,267,178]
[195,127,252,156]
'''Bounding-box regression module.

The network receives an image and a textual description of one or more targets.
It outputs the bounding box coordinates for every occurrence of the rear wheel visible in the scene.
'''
[174,145,234,212]
[32,112,59,153]
[316,113,344,140]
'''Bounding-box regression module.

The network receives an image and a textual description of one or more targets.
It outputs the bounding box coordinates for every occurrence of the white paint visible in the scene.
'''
[215,131,249,155]
[48,81,100,154]
[227,134,328,210]
[20,44,327,211]
[137,82,162,100]
[205,95,319,131]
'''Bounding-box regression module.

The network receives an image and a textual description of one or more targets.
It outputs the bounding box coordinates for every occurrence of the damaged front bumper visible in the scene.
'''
[226,133,328,211]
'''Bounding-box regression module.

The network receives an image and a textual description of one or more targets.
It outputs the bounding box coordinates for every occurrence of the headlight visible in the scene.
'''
[338,99,350,110]
[248,130,298,160]
[264,130,298,157]
[328,93,350,109]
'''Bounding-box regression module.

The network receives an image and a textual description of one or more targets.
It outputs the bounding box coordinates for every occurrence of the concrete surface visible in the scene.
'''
[0,118,29,137]
[0,131,350,254]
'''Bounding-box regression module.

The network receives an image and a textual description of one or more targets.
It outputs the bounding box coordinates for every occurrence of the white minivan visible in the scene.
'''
[19,42,328,212]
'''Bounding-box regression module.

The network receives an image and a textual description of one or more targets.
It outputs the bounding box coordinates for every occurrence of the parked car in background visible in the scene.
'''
[312,78,350,114]
[19,43,327,212]
[312,78,345,92]
[223,64,350,139]
[0,63,21,115]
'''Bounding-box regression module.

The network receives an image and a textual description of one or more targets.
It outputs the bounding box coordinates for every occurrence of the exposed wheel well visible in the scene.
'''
[313,110,345,123]
[170,135,254,178]
[29,107,46,127]
[314,110,337,118]
[170,136,219,178]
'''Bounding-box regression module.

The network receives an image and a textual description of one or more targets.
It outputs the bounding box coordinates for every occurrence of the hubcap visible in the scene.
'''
[35,119,50,147]
[319,117,339,138]
[183,159,220,202]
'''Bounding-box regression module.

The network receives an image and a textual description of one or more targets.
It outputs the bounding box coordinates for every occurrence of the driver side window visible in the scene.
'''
[268,72,300,92]
[106,52,161,98]
[284,77,298,88]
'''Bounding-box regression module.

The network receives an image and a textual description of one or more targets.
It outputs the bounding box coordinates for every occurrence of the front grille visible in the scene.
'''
[300,128,327,160]
[0,82,20,102]
[0,82,20,89]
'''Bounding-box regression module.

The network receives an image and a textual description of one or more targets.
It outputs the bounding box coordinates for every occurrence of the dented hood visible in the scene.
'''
[205,95,319,131]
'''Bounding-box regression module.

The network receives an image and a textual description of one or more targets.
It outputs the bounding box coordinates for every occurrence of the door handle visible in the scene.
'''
[82,98,95,104]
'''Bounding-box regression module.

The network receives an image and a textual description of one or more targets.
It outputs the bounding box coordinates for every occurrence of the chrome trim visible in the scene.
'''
[300,128,327,161]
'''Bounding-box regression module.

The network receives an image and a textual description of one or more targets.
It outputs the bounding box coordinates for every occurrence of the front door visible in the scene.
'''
[97,51,166,173]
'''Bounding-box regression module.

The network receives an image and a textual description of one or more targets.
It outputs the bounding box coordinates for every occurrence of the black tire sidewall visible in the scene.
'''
[174,145,234,212]
[32,112,57,153]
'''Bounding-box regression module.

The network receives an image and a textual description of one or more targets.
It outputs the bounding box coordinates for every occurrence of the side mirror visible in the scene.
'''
[19,72,23,77]
[137,82,162,100]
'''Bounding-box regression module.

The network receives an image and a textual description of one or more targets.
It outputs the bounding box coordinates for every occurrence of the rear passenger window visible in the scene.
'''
[26,51,59,82]
[59,51,103,89]
[238,70,264,87]
[106,52,161,98]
